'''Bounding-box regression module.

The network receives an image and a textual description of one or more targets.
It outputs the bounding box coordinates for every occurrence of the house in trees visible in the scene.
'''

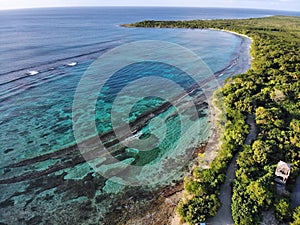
[275,161,291,184]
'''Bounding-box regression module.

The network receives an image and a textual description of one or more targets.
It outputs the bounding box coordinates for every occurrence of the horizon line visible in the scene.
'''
[0,5,299,13]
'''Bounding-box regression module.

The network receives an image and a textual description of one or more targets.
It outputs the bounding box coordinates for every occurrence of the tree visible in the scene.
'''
[275,198,291,222]
[246,181,272,208]
[252,140,269,165]
[291,206,300,225]
[177,194,221,224]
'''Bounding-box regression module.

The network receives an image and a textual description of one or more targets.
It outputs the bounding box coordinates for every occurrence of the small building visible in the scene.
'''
[275,161,291,184]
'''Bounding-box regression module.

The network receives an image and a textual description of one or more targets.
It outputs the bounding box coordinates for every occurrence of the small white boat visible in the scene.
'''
[26,70,39,76]
[66,62,78,67]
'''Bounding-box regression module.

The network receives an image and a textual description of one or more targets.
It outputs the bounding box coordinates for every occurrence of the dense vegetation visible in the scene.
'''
[130,16,300,224]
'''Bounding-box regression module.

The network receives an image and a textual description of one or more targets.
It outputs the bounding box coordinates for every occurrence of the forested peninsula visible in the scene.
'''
[126,16,300,225]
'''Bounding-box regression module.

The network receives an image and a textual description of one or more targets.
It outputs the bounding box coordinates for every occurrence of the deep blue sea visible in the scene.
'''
[0,7,299,224]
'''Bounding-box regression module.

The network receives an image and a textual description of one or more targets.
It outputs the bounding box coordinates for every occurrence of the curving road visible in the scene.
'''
[206,114,257,225]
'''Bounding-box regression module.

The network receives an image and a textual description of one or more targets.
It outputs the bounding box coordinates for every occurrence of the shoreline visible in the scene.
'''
[118,26,253,225]
[121,23,253,42]
[167,30,252,224]
[207,27,253,40]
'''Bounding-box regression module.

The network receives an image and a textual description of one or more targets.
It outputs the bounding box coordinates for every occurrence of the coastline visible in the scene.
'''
[119,28,252,224]
[101,31,251,222]
[169,29,253,224]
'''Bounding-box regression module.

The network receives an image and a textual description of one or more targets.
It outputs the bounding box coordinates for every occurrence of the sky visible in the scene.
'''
[0,0,299,11]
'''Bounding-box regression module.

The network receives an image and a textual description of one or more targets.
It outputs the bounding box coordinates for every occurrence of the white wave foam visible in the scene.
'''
[26,70,39,76]
[66,62,78,67]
